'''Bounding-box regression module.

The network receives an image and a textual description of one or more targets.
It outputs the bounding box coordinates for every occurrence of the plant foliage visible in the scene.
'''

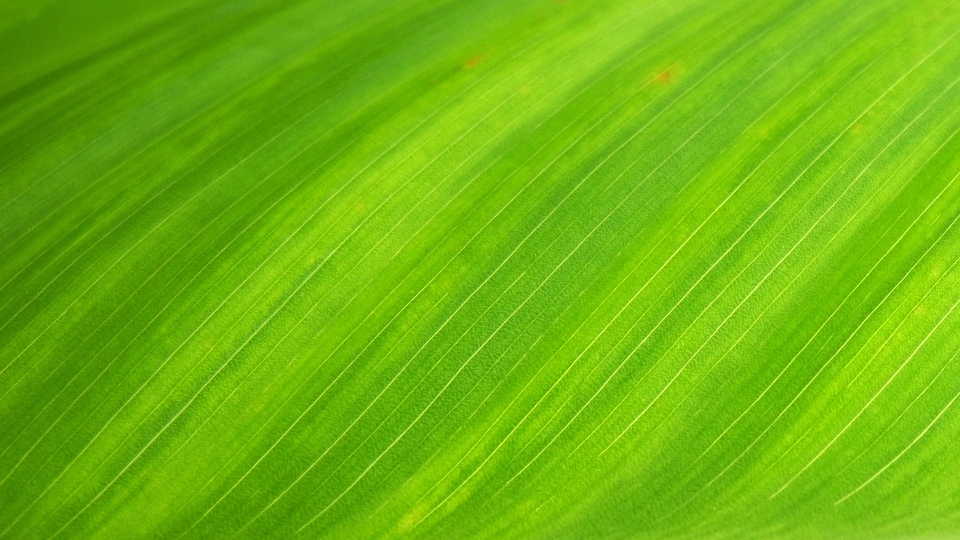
[2,0,960,538]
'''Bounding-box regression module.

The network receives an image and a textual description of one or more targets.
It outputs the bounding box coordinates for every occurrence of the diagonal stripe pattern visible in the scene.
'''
[3,0,960,538]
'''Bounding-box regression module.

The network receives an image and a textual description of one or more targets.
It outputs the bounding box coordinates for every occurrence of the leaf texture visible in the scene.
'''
[2,0,960,538]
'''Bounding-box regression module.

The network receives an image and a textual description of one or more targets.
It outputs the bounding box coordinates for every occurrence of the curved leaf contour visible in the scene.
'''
[3,0,960,538]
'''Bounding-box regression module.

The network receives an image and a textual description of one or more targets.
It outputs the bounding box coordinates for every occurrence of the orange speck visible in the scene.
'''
[463,55,484,69]
[656,70,673,83]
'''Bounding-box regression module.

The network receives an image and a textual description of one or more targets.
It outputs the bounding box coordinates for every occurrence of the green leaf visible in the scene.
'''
[3,0,960,538]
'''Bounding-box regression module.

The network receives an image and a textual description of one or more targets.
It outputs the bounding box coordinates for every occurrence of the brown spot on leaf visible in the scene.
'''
[463,55,484,69]
[656,70,673,83]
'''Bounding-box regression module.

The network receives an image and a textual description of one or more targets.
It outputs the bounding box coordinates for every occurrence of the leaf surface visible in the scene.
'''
[3,0,960,538]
